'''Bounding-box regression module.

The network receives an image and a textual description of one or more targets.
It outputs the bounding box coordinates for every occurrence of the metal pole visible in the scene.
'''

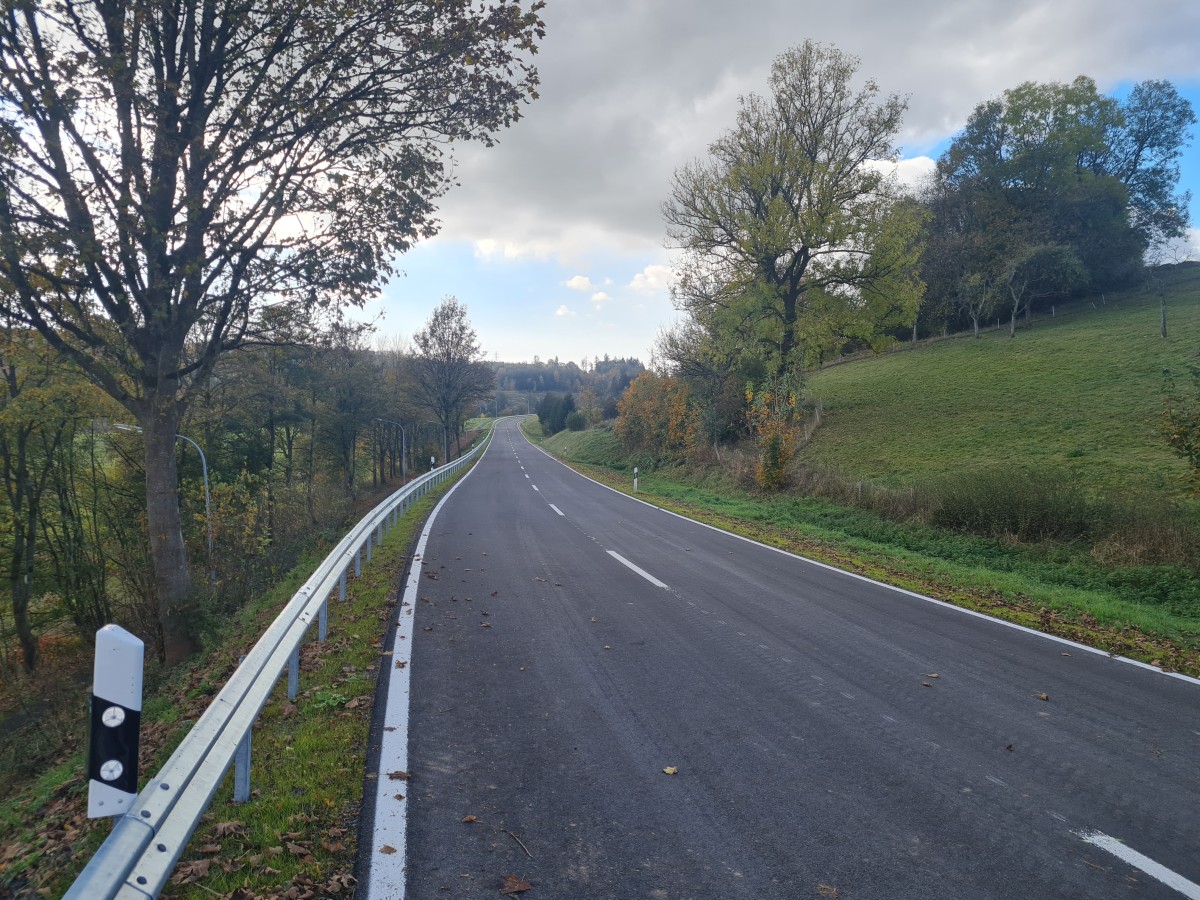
[288,646,299,701]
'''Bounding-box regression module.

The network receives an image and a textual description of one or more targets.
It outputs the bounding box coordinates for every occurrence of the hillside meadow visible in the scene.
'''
[804,264,1200,503]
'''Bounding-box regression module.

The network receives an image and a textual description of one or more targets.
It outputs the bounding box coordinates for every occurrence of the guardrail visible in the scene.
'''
[65,426,492,899]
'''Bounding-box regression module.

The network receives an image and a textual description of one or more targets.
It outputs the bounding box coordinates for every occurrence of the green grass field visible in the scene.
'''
[803,265,1200,501]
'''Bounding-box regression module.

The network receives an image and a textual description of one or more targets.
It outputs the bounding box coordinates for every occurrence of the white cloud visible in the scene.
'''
[554,304,575,317]
[590,291,611,303]
[564,274,595,291]
[627,264,676,295]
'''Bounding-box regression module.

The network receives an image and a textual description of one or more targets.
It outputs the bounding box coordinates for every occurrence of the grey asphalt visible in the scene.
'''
[391,418,1200,899]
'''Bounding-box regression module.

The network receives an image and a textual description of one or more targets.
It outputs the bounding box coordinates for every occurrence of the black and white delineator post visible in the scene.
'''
[86,624,143,818]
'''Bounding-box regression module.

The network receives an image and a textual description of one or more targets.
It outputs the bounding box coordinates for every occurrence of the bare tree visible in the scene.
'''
[411,297,494,464]
[0,0,543,661]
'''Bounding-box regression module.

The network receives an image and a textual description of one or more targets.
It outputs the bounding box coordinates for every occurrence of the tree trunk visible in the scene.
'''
[140,409,196,665]
[442,424,451,466]
[10,503,38,673]
[1161,294,1168,338]
[971,314,980,338]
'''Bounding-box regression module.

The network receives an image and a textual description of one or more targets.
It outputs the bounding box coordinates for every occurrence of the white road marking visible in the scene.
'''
[1076,831,1200,899]
[524,473,529,479]
[549,504,564,516]
[986,775,1007,787]
[881,715,897,723]
[532,485,539,492]
[607,551,669,589]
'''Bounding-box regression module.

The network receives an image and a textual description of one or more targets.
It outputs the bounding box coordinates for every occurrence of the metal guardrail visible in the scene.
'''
[65,427,492,899]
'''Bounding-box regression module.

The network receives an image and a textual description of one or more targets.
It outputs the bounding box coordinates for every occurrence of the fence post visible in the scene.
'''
[339,568,347,603]
[355,544,362,577]
[318,595,328,642]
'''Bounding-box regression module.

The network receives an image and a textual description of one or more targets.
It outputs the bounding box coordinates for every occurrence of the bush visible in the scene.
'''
[565,411,588,432]
[931,470,1096,542]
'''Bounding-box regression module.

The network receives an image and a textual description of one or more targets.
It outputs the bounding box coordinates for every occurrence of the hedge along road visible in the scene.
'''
[362,417,1200,900]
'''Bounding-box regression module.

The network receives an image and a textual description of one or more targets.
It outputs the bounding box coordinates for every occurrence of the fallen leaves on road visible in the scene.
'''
[461,815,478,823]
[817,885,839,897]
[662,766,678,776]
[1038,692,1050,701]
[387,770,410,781]
[379,845,397,855]
[500,874,532,894]
[925,673,940,679]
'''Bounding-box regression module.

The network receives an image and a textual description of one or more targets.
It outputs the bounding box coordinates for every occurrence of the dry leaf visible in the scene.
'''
[379,845,397,855]
[214,821,247,838]
[662,766,678,776]
[198,842,221,853]
[1005,744,1014,752]
[395,660,407,669]
[925,673,940,679]
[922,682,932,687]
[1038,692,1050,701]
[817,885,839,898]
[346,698,360,709]
[461,815,478,823]
[500,873,532,894]
[387,770,410,781]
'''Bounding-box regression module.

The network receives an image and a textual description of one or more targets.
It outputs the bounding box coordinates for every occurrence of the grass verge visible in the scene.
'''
[527,421,1200,679]
[0,472,465,899]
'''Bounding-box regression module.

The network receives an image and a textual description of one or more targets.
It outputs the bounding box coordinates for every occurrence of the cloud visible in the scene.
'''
[564,274,595,291]
[590,291,611,304]
[421,0,1200,269]
[554,304,575,317]
[627,264,676,295]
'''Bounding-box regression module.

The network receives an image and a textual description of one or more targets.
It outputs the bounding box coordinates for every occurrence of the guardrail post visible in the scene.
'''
[288,646,299,701]
[377,521,384,545]
[355,544,362,577]
[318,595,328,642]
[234,655,252,803]
[339,568,347,602]
[366,530,373,563]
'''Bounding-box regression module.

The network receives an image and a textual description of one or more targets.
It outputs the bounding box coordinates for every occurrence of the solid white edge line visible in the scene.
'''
[1076,831,1200,899]
[366,430,492,900]
[521,433,1200,689]
[549,504,564,516]
[607,550,669,589]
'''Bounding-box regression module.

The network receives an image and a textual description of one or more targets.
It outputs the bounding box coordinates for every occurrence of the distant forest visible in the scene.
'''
[493,356,644,411]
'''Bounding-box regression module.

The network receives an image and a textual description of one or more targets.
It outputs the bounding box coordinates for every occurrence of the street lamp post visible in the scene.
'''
[373,418,407,483]
[115,424,214,582]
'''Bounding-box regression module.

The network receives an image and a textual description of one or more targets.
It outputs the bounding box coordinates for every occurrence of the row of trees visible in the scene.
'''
[0,0,543,662]
[630,41,1193,483]
[0,296,493,673]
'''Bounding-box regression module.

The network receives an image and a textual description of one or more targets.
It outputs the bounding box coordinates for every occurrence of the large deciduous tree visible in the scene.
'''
[663,41,925,381]
[928,76,1195,334]
[0,0,543,662]
[411,297,493,464]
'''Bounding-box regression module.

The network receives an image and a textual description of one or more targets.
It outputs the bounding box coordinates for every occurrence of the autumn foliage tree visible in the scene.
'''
[0,0,544,662]
[615,372,697,463]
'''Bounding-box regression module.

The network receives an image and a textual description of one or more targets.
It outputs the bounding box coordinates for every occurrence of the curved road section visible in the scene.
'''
[365,418,1200,899]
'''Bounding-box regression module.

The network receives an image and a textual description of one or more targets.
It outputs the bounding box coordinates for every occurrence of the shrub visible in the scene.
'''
[565,411,588,432]
[931,470,1096,542]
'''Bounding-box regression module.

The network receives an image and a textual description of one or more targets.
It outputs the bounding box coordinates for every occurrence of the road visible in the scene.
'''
[364,417,1200,899]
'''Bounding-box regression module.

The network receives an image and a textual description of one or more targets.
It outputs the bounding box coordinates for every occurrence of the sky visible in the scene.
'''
[366,0,1200,366]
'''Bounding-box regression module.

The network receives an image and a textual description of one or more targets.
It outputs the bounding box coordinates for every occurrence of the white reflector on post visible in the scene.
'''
[87,624,143,818]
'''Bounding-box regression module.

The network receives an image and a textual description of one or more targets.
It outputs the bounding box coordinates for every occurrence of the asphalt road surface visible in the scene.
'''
[365,418,1200,899]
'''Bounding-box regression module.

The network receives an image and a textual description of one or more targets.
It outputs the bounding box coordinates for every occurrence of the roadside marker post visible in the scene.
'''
[634,466,639,493]
[86,625,143,818]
